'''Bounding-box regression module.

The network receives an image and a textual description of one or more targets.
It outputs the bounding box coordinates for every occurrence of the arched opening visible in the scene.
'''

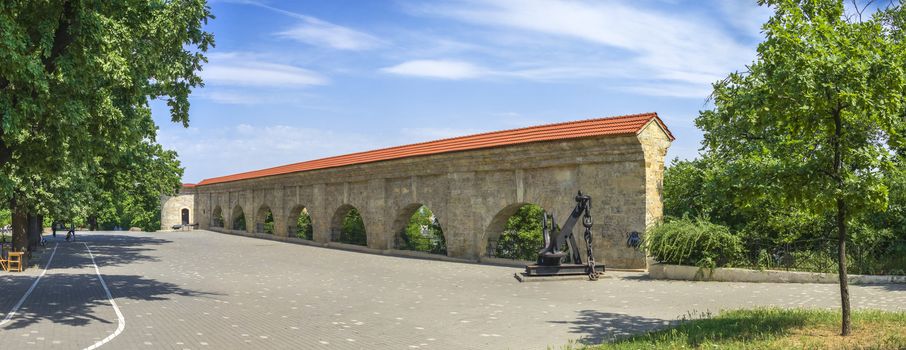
[181,208,190,225]
[256,205,274,234]
[393,204,446,255]
[288,205,313,240]
[330,205,367,246]
[485,203,553,261]
[232,205,246,231]
[211,206,224,228]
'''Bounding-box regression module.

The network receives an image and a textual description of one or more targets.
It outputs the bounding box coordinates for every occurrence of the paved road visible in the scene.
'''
[1,230,904,349]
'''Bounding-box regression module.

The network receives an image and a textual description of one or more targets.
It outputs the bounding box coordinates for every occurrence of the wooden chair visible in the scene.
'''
[6,252,24,272]
[0,244,7,272]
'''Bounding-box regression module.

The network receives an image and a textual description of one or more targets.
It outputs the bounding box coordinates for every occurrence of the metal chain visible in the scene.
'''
[582,206,598,281]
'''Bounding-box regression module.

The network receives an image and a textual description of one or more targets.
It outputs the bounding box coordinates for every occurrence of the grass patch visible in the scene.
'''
[577,308,906,350]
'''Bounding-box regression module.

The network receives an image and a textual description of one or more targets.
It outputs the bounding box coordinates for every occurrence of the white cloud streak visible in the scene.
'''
[399,0,763,98]
[237,0,384,50]
[381,60,487,80]
[277,16,384,50]
[201,52,328,87]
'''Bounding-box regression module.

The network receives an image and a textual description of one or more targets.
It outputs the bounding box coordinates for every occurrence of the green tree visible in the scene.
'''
[0,209,9,227]
[340,208,366,246]
[233,212,246,231]
[0,1,213,250]
[91,142,183,231]
[399,206,446,255]
[696,0,906,335]
[263,210,274,234]
[495,204,545,261]
[296,208,313,240]
[212,208,224,228]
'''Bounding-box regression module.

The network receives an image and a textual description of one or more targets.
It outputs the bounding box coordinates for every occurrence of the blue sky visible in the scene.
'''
[150,0,774,183]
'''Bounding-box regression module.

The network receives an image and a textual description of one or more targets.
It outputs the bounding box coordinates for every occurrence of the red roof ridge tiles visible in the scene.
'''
[196,112,673,186]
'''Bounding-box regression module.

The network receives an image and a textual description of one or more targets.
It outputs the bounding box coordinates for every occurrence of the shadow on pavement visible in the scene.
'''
[878,283,906,292]
[1,234,218,330]
[550,310,674,344]
[1,273,218,330]
[45,233,172,267]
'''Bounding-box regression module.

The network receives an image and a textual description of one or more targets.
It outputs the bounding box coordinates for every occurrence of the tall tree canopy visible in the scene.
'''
[0,0,213,248]
[696,0,906,335]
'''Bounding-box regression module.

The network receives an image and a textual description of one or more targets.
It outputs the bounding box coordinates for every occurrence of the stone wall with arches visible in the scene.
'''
[183,119,671,269]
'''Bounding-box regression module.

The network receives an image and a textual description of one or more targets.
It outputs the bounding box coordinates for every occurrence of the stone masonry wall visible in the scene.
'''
[185,120,672,269]
[161,192,195,230]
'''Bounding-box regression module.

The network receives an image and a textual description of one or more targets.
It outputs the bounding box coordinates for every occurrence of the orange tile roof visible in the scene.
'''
[196,112,672,186]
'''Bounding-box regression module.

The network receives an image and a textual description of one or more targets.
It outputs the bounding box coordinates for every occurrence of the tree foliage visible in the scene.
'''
[0,209,9,227]
[92,142,183,231]
[646,217,744,268]
[339,207,367,246]
[398,206,446,255]
[295,208,313,240]
[233,211,245,231]
[0,0,213,248]
[494,204,545,261]
[262,209,274,234]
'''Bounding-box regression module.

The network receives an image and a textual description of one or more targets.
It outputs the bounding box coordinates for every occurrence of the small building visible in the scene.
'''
[160,184,197,230]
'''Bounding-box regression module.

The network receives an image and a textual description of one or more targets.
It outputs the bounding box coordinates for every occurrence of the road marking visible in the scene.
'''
[82,242,125,350]
[0,243,59,327]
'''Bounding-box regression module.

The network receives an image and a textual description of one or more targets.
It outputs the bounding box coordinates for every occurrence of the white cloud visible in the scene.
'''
[381,60,487,80]
[236,1,384,50]
[196,91,264,105]
[401,0,762,97]
[623,82,714,99]
[201,52,328,87]
[158,124,387,182]
[277,16,384,50]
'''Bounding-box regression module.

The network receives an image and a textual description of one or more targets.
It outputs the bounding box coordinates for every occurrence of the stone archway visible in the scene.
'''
[256,205,274,234]
[392,203,446,255]
[330,204,367,246]
[211,206,224,228]
[484,203,547,261]
[232,205,246,231]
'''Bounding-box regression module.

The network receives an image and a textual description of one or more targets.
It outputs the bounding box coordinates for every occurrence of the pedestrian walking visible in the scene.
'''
[66,223,75,241]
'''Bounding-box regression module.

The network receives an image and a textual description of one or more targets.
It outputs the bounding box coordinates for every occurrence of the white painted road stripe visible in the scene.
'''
[0,243,58,326]
[82,242,126,350]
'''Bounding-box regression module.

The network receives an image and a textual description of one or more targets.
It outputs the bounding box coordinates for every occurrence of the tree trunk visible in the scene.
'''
[832,106,851,336]
[837,198,851,336]
[27,213,39,251]
[10,200,28,253]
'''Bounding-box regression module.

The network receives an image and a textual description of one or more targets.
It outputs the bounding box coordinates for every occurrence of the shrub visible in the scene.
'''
[646,217,743,268]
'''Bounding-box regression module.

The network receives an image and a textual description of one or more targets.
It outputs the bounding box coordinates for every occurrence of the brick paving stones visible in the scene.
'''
[1,230,904,349]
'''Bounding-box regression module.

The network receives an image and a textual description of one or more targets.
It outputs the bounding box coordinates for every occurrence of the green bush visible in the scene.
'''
[339,208,367,246]
[494,204,545,261]
[646,217,743,268]
[295,209,313,240]
[398,206,446,255]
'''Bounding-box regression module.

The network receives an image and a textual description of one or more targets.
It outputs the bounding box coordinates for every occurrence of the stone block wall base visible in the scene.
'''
[648,263,906,285]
